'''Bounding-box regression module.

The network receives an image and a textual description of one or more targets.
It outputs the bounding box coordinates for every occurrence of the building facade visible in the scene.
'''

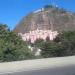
[19,29,58,43]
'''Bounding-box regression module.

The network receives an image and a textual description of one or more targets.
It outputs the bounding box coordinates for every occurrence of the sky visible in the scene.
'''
[0,0,75,30]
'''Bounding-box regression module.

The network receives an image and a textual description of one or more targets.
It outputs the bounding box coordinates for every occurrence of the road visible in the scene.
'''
[0,56,75,75]
[1,65,75,75]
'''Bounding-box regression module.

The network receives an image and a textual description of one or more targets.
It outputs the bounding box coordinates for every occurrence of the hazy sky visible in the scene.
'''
[0,0,75,30]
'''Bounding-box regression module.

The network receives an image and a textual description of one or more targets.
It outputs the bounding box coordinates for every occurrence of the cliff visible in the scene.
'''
[14,6,75,34]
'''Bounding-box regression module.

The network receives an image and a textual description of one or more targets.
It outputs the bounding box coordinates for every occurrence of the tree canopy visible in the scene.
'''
[0,24,34,62]
[34,31,75,58]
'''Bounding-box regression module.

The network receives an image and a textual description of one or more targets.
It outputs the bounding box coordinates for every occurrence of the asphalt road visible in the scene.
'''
[1,65,75,75]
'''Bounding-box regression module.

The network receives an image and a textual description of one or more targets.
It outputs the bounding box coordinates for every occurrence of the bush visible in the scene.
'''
[0,24,34,62]
[39,31,75,58]
[40,42,65,58]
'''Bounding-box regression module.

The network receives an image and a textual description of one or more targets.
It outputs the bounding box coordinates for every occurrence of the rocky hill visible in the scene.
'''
[14,5,75,34]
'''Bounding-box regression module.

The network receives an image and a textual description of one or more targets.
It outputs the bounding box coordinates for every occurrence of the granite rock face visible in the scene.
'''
[14,6,75,34]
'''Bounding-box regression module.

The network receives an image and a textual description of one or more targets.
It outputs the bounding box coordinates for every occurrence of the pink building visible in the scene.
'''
[19,29,58,43]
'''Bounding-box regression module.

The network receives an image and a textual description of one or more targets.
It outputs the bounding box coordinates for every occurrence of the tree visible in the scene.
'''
[44,5,53,9]
[40,41,65,58]
[0,24,34,62]
[53,31,75,56]
[40,31,75,58]
[57,31,75,56]
[34,38,44,48]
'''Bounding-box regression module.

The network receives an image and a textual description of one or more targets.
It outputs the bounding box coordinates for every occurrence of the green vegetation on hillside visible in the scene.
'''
[0,24,34,62]
[0,24,75,61]
[34,31,75,58]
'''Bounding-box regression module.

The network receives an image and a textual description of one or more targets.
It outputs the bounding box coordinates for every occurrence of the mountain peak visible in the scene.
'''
[14,5,75,34]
